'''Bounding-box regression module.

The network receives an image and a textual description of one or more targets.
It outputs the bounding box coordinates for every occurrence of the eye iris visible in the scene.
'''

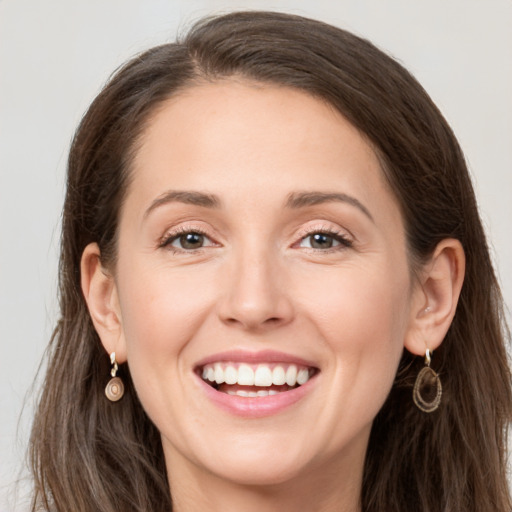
[180,232,204,249]
[310,233,333,249]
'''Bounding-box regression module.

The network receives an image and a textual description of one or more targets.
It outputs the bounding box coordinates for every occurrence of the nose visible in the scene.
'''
[217,247,294,332]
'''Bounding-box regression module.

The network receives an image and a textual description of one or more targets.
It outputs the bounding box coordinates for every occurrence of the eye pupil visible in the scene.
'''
[310,233,333,249]
[180,232,204,249]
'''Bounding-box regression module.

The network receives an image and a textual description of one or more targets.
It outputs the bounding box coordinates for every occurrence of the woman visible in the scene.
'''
[29,11,511,512]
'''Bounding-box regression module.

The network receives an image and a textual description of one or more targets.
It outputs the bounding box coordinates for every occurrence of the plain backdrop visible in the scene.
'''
[1,1,511,510]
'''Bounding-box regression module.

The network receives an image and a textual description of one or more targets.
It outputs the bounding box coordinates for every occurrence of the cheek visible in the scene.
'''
[298,261,410,394]
[114,264,219,431]
[280,261,411,453]
[300,260,410,341]
[116,263,217,365]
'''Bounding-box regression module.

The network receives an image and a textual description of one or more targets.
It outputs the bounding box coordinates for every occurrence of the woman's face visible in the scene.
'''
[112,81,422,487]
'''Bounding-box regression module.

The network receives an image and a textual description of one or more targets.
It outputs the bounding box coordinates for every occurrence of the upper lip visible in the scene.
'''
[194,349,318,369]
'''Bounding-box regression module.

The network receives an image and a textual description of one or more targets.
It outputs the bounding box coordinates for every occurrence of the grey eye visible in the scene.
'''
[310,233,335,249]
[300,233,341,249]
[173,232,205,250]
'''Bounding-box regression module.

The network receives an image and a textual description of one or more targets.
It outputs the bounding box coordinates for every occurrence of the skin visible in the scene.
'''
[82,81,465,512]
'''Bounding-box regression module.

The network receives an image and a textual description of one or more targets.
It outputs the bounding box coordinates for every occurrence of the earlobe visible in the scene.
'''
[81,243,127,362]
[404,239,465,356]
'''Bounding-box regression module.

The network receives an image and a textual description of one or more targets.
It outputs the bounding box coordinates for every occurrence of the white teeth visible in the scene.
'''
[201,362,313,388]
[254,366,273,386]
[285,365,297,386]
[272,366,286,385]
[227,389,281,397]
[297,368,309,385]
[214,363,224,384]
[224,365,238,385]
[238,364,255,385]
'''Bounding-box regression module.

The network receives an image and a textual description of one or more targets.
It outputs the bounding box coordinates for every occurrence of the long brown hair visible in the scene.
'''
[30,11,512,512]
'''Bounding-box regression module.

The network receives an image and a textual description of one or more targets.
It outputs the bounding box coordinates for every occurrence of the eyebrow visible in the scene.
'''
[143,189,373,222]
[144,190,221,218]
[285,191,374,222]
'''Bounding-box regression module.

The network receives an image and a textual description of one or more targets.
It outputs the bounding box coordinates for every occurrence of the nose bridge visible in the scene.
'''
[219,236,293,330]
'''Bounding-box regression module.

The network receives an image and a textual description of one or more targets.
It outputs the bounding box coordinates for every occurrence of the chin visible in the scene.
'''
[205,453,312,487]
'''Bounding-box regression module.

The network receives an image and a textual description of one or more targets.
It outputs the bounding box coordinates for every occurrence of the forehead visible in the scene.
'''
[127,80,400,226]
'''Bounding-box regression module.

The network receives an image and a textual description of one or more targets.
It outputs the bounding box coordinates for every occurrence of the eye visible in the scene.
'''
[161,230,215,251]
[298,231,352,250]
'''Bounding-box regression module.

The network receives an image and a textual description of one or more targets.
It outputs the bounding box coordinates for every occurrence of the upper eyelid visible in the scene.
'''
[160,220,216,236]
[157,220,354,246]
[294,222,353,240]
[295,231,352,248]
[159,224,218,247]
[291,223,355,252]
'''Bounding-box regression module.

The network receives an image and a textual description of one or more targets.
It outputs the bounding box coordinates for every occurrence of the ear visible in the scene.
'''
[81,243,127,363]
[404,239,465,357]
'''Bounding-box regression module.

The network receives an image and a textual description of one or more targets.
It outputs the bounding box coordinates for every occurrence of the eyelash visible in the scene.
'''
[295,227,353,252]
[158,226,353,253]
[159,226,215,253]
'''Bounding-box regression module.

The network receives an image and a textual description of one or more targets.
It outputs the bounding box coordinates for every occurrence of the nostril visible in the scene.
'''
[223,315,287,330]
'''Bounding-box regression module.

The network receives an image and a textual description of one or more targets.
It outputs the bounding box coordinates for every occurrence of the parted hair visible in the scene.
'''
[30,11,511,512]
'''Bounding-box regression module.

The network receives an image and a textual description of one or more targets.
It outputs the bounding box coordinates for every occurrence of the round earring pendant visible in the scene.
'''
[105,376,125,402]
[413,366,442,413]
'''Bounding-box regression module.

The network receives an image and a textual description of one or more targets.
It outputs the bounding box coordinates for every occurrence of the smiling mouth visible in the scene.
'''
[198,362,317,397]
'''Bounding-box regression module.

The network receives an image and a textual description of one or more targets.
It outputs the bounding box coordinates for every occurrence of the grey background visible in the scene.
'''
[1,1,511,510]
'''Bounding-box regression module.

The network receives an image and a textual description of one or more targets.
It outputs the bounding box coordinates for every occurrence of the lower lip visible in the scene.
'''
[195,373,317,418]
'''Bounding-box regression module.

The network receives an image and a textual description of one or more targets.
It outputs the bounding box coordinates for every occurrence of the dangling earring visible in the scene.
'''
[105,352,124,402]
[413,348,442,413]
